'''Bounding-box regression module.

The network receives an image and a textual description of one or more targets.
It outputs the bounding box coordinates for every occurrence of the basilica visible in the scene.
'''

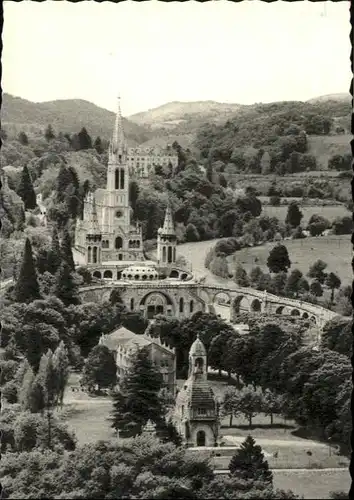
[74,98,205,321]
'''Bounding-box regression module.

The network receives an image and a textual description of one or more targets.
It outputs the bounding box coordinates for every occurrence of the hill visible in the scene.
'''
[1,93,152,146]
[307,93,350,104]
[128,100,245,129]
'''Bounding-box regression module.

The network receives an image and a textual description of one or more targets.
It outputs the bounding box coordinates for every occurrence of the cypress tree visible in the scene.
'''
[14,238,41,303]
[111,347,164,437]
[67,166,80,219]
[93,136,103,154]
[47,225,62,275]
[18,131,29,145]
[44,124,55,141]
[17,166,37,210]
[78,127,92,150]
[60,228,75,271]
[55,262,80,306]
[229,435,273,484]
[55,166,73,204]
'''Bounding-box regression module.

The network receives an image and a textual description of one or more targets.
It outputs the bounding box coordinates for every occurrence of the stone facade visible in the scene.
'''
[127,145,178,180]
[99,325,177,395]
[173,335,219,447]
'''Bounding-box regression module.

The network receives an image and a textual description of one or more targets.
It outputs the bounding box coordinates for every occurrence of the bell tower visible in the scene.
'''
[85,193,102,265]
[157,201,177,266]
[104,96,130,235]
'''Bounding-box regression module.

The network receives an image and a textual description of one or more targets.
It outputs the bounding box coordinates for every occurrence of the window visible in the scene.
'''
[115,237,123,249]
[120,168,125,189]
[190,300,194,313]
[197,408,206,416]
[115,169,119,189]
[179,297,184,313]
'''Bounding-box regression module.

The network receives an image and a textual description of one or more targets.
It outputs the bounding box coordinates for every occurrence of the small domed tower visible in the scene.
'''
[157,201,177,266]
[85,193,102,266]
[173,334,220,447]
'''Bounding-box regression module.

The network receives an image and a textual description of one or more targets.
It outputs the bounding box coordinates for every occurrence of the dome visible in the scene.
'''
[189,335,207,357]
[121,265,159,281]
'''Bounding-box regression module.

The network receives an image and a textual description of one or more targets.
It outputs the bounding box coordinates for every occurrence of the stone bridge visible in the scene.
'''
[78,280,338,330]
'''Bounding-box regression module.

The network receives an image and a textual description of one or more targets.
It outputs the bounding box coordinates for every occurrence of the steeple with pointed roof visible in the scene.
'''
[157,199,177,266]
[110,96,127,159]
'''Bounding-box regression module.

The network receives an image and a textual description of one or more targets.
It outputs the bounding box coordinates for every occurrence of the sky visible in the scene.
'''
[2,0,351,116]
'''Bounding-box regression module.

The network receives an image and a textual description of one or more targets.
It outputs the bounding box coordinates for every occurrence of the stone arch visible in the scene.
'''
[251,298,262,312]
[92,271,101,279]
[115,237,123,249]
[181,273,188,280]
[140,291,174,319]
[302,312,309,319]
[232,295,248,314]
[117,271,122,280]
[291,309,300,316]
[275,306,285,315]
[212,291,231,306]
[196,430,206,447]
[103,270,113,279]
[310,315,316,324]
[134,274,140,280]
[170,270,179,278]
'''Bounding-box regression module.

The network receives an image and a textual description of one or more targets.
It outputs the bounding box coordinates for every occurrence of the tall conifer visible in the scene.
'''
[60,229,75,271]
[17,166,37,210]
[14,238,41,303]
[55,262,80,306]
[111,347,164,437]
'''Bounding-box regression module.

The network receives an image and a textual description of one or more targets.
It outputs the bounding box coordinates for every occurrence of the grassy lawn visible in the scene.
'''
[59,372,116,445]
[273,469,350,499]
[228,235,350,286]
[262,204,348,225]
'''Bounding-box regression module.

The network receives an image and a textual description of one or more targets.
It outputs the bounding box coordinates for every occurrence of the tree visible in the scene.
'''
[285,269,303,298]
[14,238,41,304]
[93,136,104,154]
[307,260,327,284]
[18,131,29,145]
[47,224,62,275]
[54,262,80,306]
[229,435,273,484]
[129,180,140,215]
[185,223,200,242]
[321,317,352,357]
[210,254,229,278]
[44,124,56,141]
[60,228,75,271]
[310,280,323,297]
[262,389,281,425]
[307,214,330,237]
[325,272,341,304]
[111,347,164,437]
[332,216,353,235]
[81,344,117,392]
[222,388,240,427]
[266,244,291,273]
[285,202,303,228]
[234,264,249,287]
[78,127,92,150]
[17,165,37,210]
[52,341,70,407]
[237,386,262,427]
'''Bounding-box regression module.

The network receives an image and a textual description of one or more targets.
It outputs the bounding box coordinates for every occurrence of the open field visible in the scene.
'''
[228,235,351,286]
[273,469,350,499]
[179,234,351,287]
[262,204,348,225]
[307,134,352,169]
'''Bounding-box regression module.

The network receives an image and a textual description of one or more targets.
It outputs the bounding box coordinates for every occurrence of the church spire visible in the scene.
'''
[87,193,101,236]
[111,95,126,156]
[162,200,175,235]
